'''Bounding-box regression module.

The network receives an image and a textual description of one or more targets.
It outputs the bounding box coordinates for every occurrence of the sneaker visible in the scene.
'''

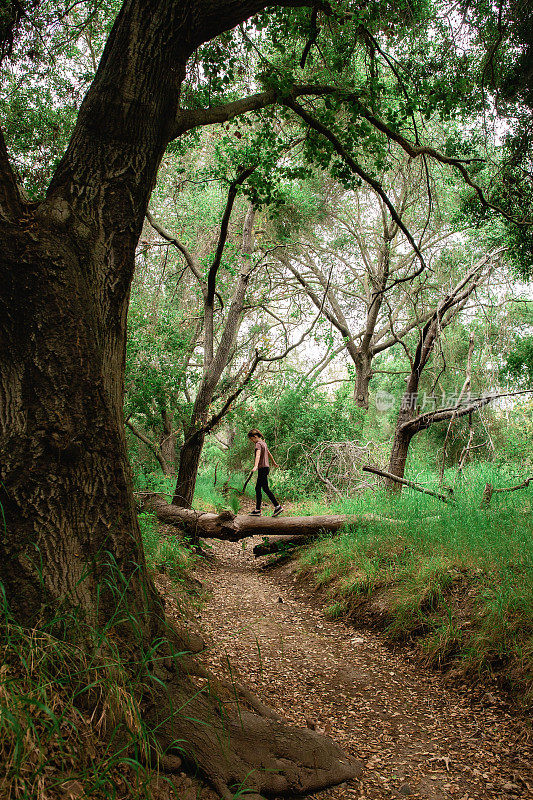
[249,509,261,516]
[272,505,283,517]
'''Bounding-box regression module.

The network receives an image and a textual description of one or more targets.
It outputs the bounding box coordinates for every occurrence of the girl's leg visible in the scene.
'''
[261,468,279,507]
[255,474,263,509]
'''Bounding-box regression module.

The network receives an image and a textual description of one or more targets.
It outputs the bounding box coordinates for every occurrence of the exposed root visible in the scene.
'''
[148,671,362,798]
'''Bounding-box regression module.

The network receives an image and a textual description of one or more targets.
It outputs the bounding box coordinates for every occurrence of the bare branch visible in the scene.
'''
[362,466,452,504]
[400,395,493,435]
[125,419,169,474]
[146,210,205,285]
[204,350,261,433]
[208,167,256,307]
[258,270,332,365]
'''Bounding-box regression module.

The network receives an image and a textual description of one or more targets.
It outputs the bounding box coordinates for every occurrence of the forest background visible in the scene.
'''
[0,0,532,798]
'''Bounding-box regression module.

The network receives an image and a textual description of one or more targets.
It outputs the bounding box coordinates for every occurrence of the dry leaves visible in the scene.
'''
[180,538,533,800]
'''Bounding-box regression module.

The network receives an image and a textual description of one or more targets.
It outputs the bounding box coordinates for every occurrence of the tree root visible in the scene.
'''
[147,670,362,798]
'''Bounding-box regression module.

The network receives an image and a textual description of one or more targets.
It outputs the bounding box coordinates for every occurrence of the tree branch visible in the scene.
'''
[300,6,319,68]
[173,84,338,137]
[204,351,261,434]
[283,97,428,272]
[205,167,256,367]
[146,210,205,285]
[125,419,169,474]
[362,466,452,504]
[276,251,353,341]
[174,79,526,225]
[0,127,23,221]
[400,395,493,436]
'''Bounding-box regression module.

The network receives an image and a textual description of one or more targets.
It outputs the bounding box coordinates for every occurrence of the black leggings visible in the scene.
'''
[255,467,279,508]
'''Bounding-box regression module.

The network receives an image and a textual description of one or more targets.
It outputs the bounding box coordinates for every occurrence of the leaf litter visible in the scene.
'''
[161,538,533,800]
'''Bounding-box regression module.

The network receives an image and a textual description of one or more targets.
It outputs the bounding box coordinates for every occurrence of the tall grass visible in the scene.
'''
[298,462,533,703]
[0,587,187,800]
[139,511,195,580]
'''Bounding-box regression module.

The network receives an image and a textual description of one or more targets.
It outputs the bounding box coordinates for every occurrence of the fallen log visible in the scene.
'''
[253,534,314,556]
[481,476,533,506]
[142,493,364,541]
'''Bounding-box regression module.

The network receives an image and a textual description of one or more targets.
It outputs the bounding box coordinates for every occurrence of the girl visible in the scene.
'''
[247,429,283,517]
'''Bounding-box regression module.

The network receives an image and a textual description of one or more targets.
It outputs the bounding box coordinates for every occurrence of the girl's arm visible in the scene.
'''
[253,449,261,471]
[267,448,278,467]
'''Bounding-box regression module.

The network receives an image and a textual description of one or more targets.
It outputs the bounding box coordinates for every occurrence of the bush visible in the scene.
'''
[228,382,365,498]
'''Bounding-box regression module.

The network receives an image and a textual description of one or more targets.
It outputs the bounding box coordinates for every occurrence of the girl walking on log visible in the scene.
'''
[247,429,283,517]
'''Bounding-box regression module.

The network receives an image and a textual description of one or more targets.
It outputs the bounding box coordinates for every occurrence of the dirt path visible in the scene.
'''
[186,538,533,800]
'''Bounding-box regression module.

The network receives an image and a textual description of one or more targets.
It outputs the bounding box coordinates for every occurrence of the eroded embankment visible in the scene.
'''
[169,538,533,800]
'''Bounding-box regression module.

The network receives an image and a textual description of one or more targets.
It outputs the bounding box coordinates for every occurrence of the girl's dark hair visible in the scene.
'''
[247,428,264,439]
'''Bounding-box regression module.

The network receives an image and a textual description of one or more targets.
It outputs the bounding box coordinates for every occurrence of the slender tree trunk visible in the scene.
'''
[353,350,373,408]
[172,206,256,507]
[385,363,422,491]
[385,260,490,491]
[160,408,177,475]
[172,427,205,507]
[386,424,415,492]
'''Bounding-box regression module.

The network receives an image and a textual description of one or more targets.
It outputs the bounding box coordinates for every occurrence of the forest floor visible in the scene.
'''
[160,534,533,800]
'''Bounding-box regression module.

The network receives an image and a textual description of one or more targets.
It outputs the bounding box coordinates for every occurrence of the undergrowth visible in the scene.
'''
[139,511,195,579]
[0,518,202,799]
[0,595,185,800]
[134,466,255,514]
[298,462,533,704]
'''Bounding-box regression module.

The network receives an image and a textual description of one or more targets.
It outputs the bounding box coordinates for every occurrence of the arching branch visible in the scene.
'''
[146,210,205,285]
[284,97,429,272]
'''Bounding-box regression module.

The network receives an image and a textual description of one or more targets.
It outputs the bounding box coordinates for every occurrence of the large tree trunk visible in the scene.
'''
[0,219,164,642]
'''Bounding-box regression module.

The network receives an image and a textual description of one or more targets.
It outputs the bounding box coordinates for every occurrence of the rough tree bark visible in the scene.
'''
[0,1,360,796]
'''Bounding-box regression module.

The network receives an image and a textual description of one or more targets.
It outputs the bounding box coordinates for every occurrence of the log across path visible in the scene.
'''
[166,537,533,800]
[143,494,400,548]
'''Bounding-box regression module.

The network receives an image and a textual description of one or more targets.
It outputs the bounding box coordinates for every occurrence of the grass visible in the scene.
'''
[0,592,187,800]
[139,510,195,580]
[0,506,204,800]
[297,462,533,704]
